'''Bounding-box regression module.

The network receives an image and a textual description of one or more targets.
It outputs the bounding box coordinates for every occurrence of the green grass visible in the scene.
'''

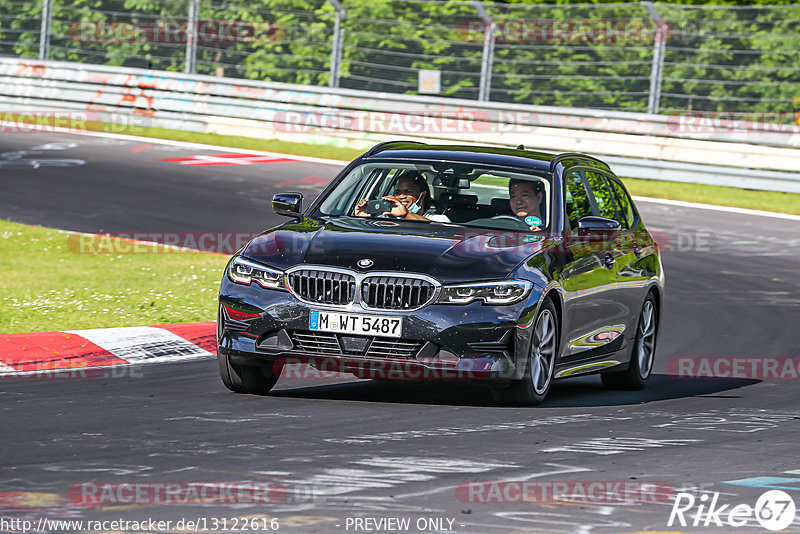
[621,177,800,215]
[0,220,229,333]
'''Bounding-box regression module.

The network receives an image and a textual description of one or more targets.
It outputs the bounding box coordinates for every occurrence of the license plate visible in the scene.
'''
[309,310,402,338]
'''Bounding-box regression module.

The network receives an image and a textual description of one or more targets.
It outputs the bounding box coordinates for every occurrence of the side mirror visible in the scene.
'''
[272,192,303,218]
[577,216,621,231]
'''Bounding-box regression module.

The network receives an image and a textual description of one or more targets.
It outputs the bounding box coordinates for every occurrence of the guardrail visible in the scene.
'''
[1,58,799,193]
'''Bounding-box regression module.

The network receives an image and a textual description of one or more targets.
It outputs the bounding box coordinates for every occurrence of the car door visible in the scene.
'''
[556,167,623,366]
[603,175,656,340]
[578,170,650,357]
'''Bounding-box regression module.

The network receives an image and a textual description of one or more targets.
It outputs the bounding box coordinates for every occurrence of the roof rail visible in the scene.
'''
[549,152,611,173]
[364,140,428,157]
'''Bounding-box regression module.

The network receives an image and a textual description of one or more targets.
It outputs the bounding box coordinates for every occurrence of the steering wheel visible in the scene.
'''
[489,214,541,230]
[490,215,524,222]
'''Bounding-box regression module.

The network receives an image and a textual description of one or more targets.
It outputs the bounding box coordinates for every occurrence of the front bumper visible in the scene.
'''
[218,276,543,381]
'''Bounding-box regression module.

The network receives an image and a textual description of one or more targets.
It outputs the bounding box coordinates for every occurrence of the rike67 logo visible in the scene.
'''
[669,490,796,531]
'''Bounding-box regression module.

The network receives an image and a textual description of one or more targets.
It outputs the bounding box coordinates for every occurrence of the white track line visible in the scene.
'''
[632,196,800,221]
[49,128,800,221]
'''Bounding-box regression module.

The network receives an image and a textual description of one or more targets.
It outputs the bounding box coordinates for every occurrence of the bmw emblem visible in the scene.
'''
[357,258,374,268]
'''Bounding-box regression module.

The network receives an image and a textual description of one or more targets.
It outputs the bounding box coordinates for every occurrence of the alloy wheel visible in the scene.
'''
[636,300,656,379]
[530,309,556,394]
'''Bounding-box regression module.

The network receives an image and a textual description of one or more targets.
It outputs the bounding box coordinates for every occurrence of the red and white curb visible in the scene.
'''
[0,321,216,376]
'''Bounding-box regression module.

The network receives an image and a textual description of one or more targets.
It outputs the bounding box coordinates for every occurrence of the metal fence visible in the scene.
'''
[1,0,798,115]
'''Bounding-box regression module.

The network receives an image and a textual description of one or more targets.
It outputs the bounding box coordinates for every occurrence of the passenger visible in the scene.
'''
[508,179,544,230]
[355,172,449,222]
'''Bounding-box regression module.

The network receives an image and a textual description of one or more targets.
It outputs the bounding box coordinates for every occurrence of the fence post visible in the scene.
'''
[471,1,495,102]
[327,0,345,88]
[39,0,53,60]
[643,1,666,115]
[185,0,199,74]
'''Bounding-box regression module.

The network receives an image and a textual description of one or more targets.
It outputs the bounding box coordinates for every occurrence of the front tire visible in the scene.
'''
[218,350,279,395]
[492,297,558,406]
[601,294,658,390]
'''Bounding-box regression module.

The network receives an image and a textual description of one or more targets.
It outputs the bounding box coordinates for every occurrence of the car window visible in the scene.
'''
[564,171,592,230]
[607,178,636,230]
[316,161,551,231]
[584,171,619,221]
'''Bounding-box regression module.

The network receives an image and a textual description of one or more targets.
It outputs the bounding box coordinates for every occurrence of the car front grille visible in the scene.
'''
[365,338,424,358]
[286,268,439,310]
[288,331,423,359]
[287,269,356,305]
[361,276,437,310]
[289,331,342,355]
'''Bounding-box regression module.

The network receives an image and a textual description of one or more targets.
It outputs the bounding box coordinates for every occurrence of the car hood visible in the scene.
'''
[241,217,546,283]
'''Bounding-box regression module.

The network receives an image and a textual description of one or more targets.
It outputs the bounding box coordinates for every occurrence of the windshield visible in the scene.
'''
[315,160,551,231]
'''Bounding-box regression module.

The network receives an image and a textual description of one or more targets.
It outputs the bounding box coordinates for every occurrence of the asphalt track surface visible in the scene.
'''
[2,133,800,534]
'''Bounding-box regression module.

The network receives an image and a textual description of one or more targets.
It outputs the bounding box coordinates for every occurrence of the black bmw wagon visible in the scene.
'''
[217,142,664,405]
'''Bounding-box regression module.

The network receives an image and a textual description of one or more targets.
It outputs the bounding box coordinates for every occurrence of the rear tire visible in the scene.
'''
[601,293,658,390]
[492,297,558,406]
[218,350,279,395]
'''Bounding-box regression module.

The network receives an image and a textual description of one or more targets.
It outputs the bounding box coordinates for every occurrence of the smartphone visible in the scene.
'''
[363,199,392,215]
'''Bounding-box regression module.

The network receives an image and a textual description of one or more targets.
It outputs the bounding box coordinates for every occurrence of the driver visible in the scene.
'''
[355,171,449,222]
[508,179,544,230]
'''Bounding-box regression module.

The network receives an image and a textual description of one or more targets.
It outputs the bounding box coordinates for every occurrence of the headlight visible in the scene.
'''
[437,280,533,305]
[228,256,285,290]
